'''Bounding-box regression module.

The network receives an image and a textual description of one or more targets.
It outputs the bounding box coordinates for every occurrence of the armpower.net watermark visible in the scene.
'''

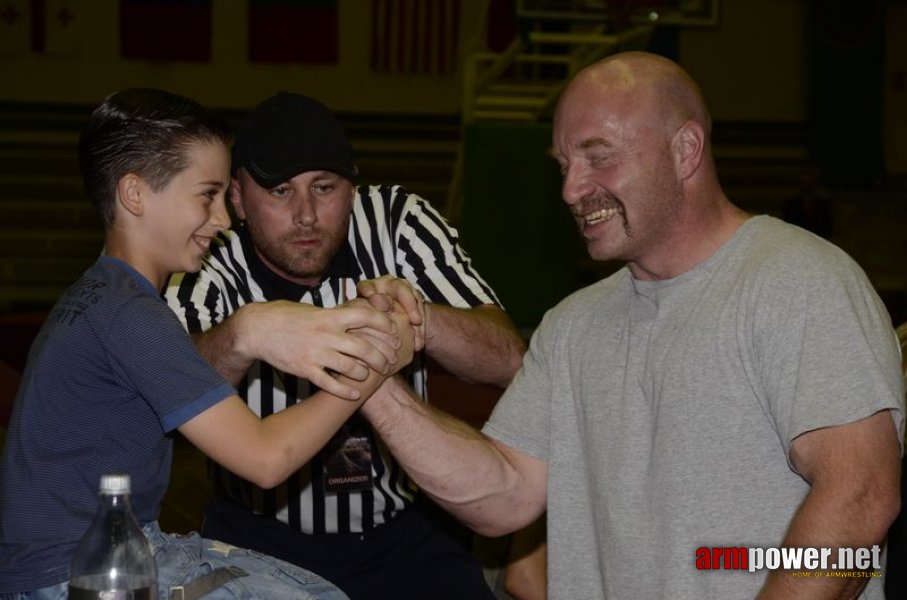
[695,545,883,576]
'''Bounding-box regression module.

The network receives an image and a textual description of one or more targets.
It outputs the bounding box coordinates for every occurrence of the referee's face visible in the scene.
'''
[232,168,354,287]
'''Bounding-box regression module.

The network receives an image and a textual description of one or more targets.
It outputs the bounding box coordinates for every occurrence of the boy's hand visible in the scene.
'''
[245,300,398,400]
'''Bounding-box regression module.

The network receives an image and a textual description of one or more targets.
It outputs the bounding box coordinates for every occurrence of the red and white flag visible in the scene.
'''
[371,0,461,76]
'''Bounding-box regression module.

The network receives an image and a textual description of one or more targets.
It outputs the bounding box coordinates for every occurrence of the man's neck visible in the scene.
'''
[628,196,750,282]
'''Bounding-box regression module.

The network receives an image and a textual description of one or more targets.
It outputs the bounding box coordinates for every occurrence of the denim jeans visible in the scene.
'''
[144,521,349,600]
[0,584,66,600]
[0,522,347,600]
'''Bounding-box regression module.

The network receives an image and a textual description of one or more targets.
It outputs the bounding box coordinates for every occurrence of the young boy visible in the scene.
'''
[0,88,413,599]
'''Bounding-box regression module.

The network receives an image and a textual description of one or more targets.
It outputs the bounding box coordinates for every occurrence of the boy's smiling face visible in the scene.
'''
[136,140,232,286]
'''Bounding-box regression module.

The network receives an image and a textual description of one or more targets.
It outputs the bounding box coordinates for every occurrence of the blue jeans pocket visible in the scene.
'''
[142,522,349,600]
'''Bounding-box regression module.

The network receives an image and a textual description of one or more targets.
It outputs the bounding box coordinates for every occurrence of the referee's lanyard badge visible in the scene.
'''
[322,278,375,494]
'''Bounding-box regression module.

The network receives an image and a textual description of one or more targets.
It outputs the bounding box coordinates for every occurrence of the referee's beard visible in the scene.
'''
[246,212,351,287]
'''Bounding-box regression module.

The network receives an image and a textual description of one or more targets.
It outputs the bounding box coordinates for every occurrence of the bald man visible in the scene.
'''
[360,52,904,599]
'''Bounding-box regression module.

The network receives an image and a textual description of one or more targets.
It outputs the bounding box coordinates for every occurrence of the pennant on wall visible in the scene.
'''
[371,0,461,76]
[41,0,83,56]
[248,0,338,64]
[0,0,31,56]
[0,0,82,57]
[120,0,212,62]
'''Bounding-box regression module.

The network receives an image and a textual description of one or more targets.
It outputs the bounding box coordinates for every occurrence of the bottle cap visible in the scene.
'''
[100,474,131,495]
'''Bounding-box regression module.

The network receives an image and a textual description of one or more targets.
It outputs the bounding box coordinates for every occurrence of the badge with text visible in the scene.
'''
[322,423,374,493]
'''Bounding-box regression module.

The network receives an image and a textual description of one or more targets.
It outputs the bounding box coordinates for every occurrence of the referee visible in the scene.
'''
[165,92,526,600]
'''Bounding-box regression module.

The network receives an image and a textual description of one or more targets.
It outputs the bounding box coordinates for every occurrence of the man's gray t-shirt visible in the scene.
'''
[484,216,904,599]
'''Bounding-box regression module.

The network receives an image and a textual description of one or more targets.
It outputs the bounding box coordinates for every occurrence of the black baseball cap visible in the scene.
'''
[232,91,358,187]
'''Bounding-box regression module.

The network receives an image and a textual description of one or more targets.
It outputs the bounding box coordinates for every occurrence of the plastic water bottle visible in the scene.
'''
[68,474,158,599]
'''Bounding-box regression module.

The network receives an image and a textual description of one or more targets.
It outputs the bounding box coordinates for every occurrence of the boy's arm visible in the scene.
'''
[179,303,415,488]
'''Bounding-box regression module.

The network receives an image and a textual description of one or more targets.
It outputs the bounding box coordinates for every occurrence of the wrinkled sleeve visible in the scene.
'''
[752,246,905,460]
[482,306,559,462]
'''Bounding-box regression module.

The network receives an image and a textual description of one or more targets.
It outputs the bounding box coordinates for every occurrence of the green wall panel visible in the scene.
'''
[460,123,586,330]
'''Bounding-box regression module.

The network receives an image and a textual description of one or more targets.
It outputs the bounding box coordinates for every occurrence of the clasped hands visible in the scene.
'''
[259,276,426,400]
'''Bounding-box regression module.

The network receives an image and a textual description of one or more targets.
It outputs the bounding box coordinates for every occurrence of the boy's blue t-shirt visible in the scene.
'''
[0,256,234,593]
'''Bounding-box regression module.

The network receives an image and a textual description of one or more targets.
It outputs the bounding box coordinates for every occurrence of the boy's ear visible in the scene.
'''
[117,173,146,217]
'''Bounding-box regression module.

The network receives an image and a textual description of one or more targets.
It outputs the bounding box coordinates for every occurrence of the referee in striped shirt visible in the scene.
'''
[165,92,526,599]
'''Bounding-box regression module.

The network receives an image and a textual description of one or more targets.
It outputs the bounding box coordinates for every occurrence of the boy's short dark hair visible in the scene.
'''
[79,88,232,227]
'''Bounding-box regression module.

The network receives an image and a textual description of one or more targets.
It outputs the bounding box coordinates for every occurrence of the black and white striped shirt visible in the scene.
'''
[165,184,500,534]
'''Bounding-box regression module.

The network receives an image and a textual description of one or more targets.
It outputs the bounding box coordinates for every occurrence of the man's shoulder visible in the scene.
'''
[351,183,437,234]
[355,183,411,196]
[208,228,243,255]
[737,216,862,281]
[353,184,420,210]
[166,229,249,298]
[199,229,246,272]
[741,215,841,257]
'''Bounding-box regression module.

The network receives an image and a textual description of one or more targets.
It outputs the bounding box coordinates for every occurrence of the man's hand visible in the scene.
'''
[358,276,526,388]
[242,300,400,400]
[386,300,416,370]
[357,276,426,351]
[348,297,416,376]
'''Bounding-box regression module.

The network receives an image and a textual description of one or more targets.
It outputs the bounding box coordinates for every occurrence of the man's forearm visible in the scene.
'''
[756,481,899,598]
[756,412,902,599]
[191,304,260,386]
[425,304,526,388]
[361,376,545,535]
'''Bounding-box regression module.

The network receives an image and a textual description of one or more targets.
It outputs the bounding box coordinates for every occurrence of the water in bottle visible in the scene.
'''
[68,474,157,599]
